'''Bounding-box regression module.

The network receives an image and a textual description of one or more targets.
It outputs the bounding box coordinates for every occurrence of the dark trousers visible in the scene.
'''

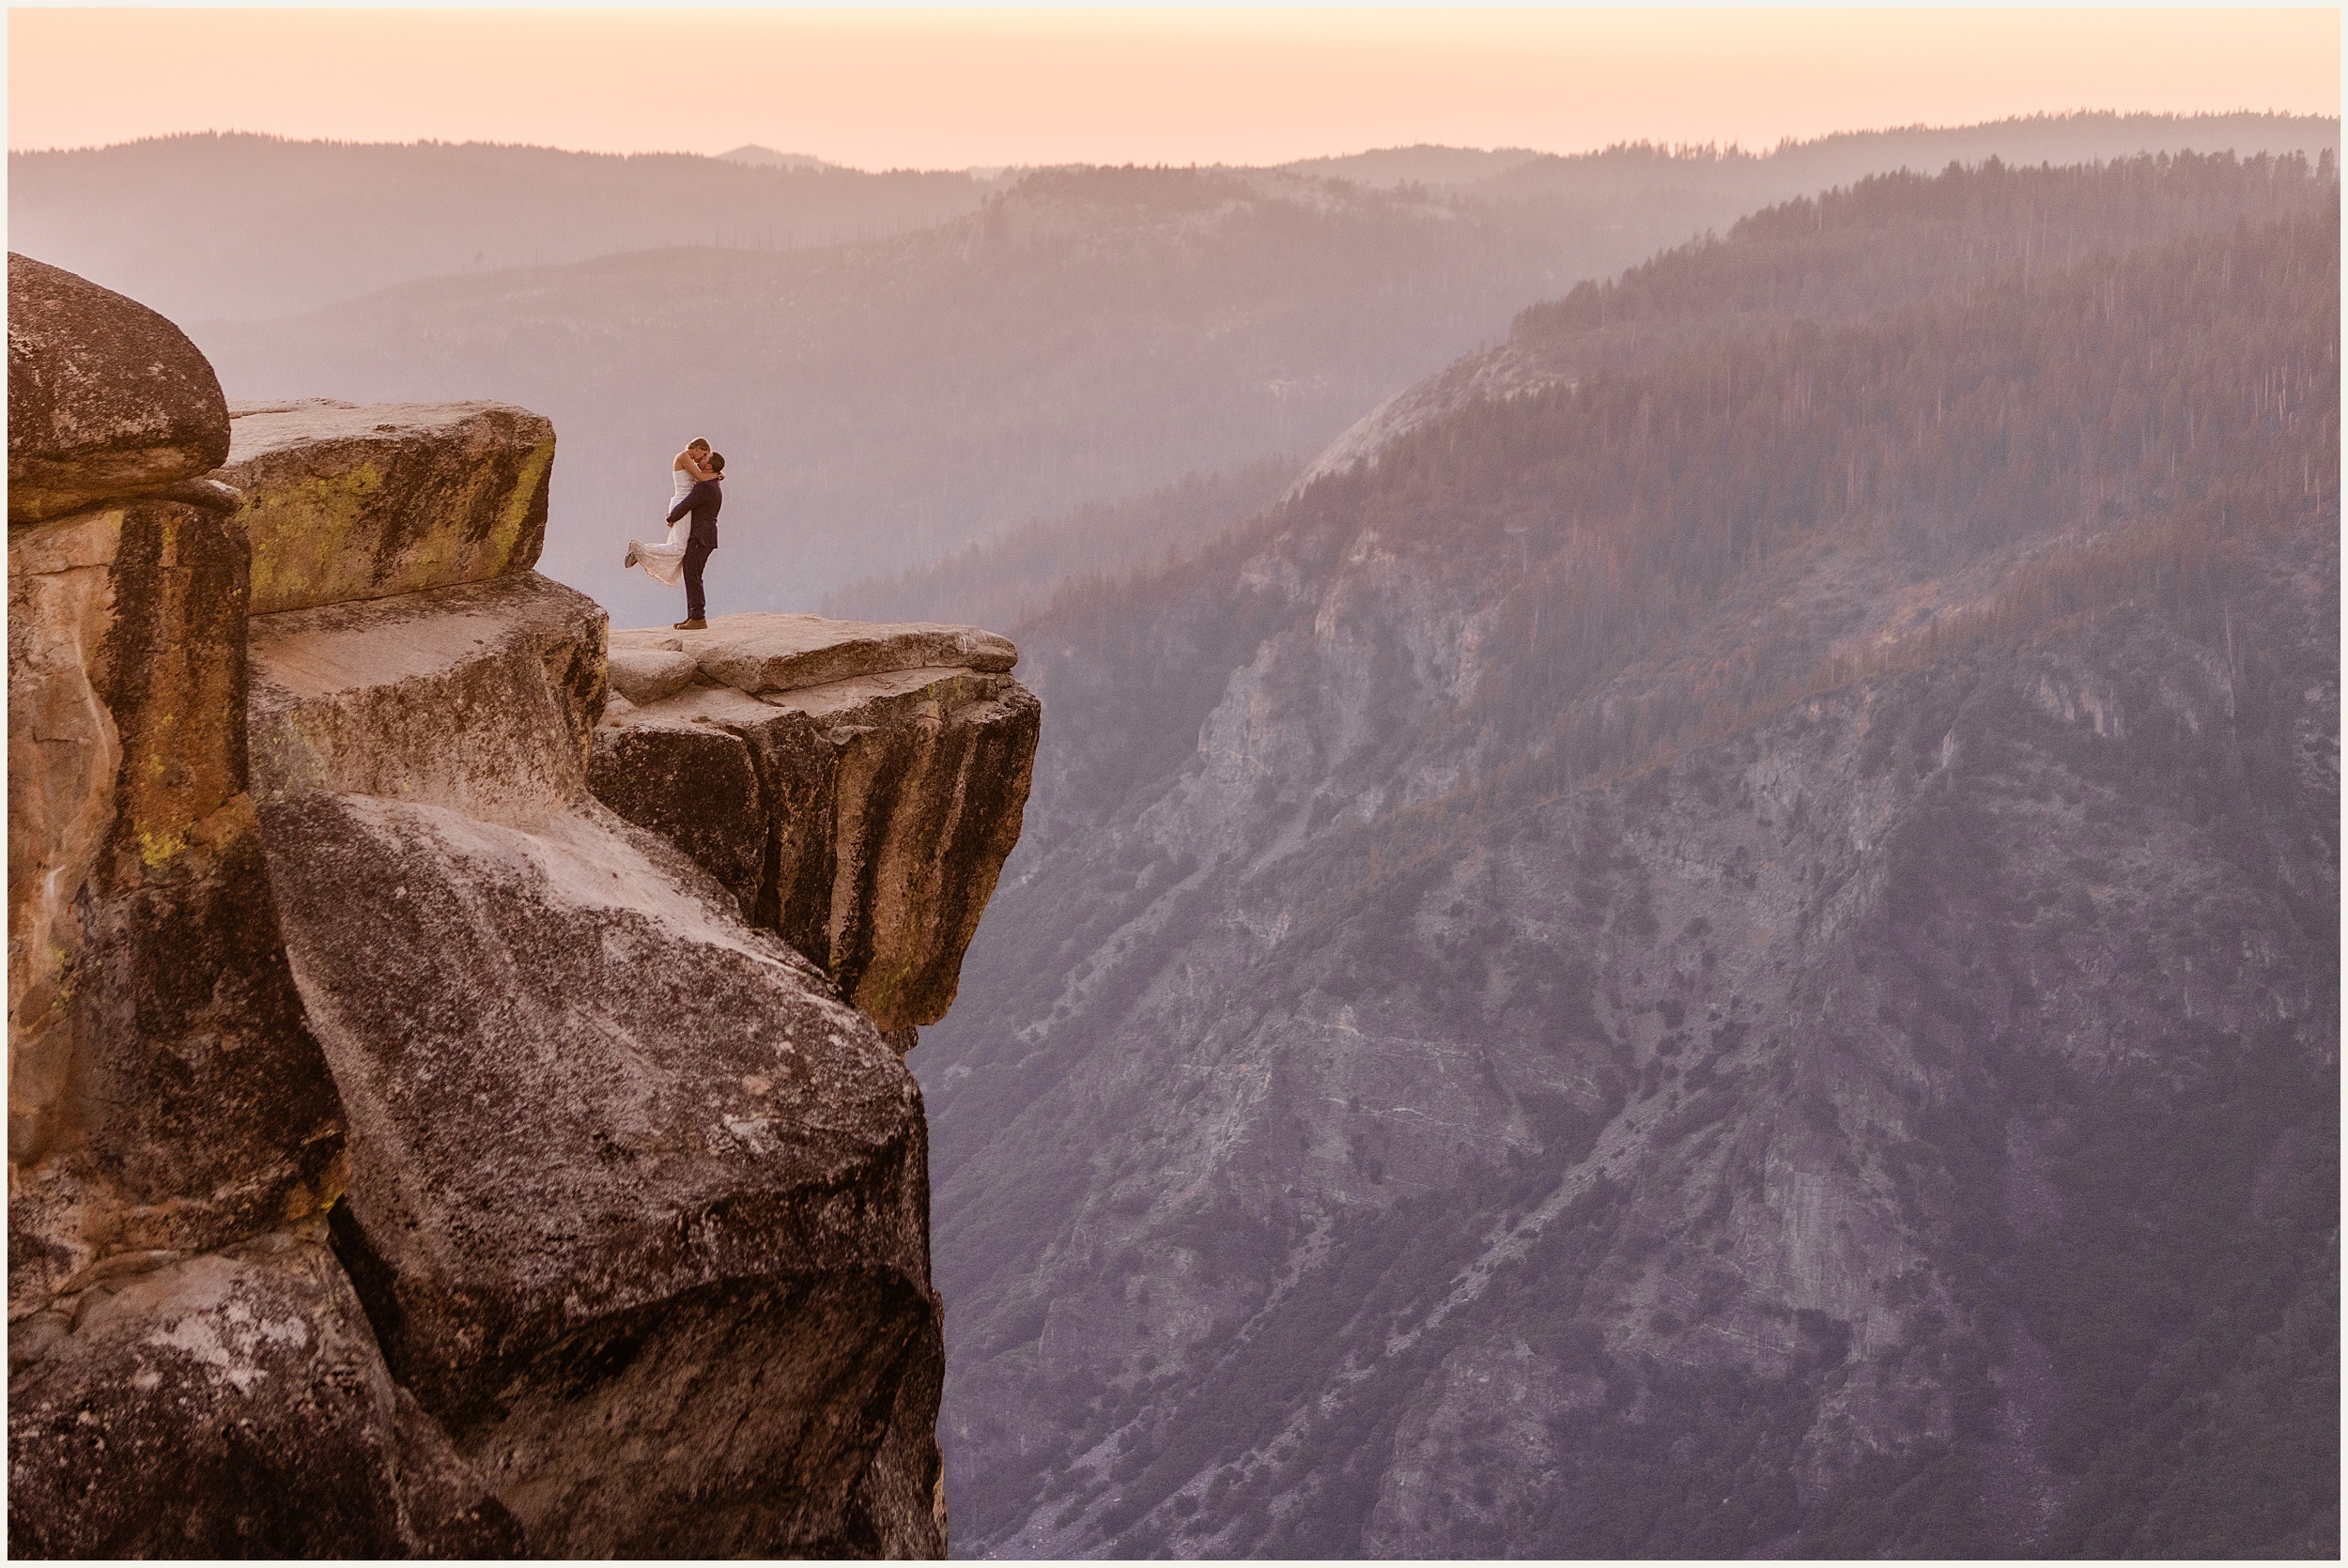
[683,540,714,621]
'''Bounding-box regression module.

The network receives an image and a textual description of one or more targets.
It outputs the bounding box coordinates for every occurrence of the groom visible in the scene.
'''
[666,451,724,630]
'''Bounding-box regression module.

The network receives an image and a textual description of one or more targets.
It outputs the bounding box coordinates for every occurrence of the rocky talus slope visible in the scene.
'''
[7,254,1037,1557]
[918,179,2340,1555]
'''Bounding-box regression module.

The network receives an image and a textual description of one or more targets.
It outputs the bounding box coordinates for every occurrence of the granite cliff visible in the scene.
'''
[7,254,1038,1557]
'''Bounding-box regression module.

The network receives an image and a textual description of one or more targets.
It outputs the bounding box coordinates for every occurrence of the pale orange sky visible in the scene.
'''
[8,8,2339,169]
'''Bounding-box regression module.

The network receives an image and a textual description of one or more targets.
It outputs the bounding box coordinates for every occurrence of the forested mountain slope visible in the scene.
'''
[168,117,2331,623]
[913,172,2340,1557]
[1303,150,2337,484]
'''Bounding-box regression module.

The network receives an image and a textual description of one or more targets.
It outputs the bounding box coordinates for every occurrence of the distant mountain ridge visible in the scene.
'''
[718,146,850,172]
[1298,146,2340,488]
[146,115,2338,621]
[8,132,995,321]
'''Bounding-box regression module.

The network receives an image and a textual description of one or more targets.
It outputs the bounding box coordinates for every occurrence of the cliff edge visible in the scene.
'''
[6,254,1038,1557]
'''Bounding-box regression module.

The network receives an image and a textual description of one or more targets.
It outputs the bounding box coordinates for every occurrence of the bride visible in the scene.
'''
[624,438,719,585]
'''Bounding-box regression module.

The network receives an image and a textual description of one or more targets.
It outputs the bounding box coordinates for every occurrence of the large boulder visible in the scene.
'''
[217,399,554,615]
[8,1222,519,1558]
[594,616,1041,1034]
[246,572,607,823]
[7,254,230,524]
[246,577,947,1556]
[7,498,343,1311]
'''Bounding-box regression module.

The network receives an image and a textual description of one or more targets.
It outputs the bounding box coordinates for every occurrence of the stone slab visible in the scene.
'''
[247,571,607,828]
[260,791,941,1556]
[219,399,555,615]
[612,611,1017,696]
[592,665,1041,1032]
[7,1225,519,1557]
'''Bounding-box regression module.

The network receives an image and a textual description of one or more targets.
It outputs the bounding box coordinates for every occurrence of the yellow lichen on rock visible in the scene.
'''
[221,400,554,615]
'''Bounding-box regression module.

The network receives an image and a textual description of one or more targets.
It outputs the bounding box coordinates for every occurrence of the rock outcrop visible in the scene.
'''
[8,254,1038,1558]
[219,399,553,615]
[6,358,341,1318]
[7,254,230,524]
[594,616,1041,1036]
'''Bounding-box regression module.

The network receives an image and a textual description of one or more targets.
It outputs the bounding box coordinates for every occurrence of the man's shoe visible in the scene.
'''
[673,619,708,631]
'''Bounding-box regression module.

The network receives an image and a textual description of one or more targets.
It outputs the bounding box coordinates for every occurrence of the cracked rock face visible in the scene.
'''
[219,398,554,615]
[7,498,343,1311]
[246,571,950,1557]
[8,331,997,1558]
[594,616,1042,1035]
[7,254,231,525]
[7,1225,520,1559]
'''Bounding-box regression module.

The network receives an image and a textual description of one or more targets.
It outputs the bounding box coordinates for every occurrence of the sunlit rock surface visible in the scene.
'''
[594,615,1041,1035]
[5,496,345,1300]
[219,398,553,615]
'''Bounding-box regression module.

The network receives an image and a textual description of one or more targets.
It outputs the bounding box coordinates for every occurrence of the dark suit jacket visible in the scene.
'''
[666,476,723,547]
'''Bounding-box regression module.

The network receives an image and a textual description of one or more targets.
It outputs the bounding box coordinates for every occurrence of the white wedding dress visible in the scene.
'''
[626,469,693,585]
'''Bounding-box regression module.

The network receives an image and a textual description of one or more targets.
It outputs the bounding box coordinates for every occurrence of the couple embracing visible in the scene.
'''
[625,438,726,629]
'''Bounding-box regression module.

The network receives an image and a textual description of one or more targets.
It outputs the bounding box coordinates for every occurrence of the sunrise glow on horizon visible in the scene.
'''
[8,8,2339,170]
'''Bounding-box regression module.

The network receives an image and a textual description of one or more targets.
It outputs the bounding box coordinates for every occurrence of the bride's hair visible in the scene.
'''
[687,438,711,452]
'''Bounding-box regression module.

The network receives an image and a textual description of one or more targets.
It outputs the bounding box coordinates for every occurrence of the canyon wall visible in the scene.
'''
[7,253,1036,1558]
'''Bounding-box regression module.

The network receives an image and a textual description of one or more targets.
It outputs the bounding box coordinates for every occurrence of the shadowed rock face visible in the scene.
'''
[219,398,554,615]
[7,253,231,524]
[593,617,1042,1035]
[261,789,941,1556]
[7,1224,521,1559]
[6,496,342,1311]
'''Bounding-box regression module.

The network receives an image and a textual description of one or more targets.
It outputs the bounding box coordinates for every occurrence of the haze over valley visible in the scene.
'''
[18,114,2333,627]
[12,71,2339,1560]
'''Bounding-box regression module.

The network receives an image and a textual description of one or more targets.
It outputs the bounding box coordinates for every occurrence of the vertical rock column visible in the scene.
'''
[7,255,343,1299]
[7,254,517,1557]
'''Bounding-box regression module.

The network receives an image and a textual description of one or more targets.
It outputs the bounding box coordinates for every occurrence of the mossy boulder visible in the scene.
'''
[218,399,554,615]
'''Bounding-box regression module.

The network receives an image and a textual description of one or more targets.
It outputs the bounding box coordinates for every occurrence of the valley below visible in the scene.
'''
[914,154,2340,1557]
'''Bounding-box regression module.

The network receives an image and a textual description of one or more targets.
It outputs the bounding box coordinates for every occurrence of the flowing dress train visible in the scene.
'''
[626,469,693,586]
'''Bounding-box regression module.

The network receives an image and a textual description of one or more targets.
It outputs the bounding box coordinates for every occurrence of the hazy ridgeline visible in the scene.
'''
[17,114,2328,627]
[13,115,2338,1561]
[915,156,2339,1557]
[7,134,997,322]
[819,457,1301,632]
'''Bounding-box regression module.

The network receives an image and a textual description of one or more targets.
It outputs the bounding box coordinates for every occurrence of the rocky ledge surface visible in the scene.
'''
[594,615,1041,1038]
[7,254,1038,1558]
